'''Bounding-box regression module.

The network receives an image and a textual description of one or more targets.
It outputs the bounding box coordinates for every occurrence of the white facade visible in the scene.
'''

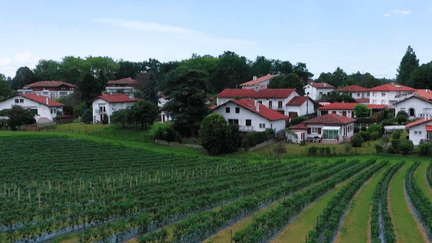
[370,90,415,107]
[92,99,137,124]
[286,98,315,117]
[408,120,432,145]
[158,96,172,122]
[106,87,136,99]
[318,109,355,118]
[0,96,61,123]
[305,124,354,143]
[304,84,334,101]
[394,96,432,118]
[213,102,286,133]
[17,89,75,99]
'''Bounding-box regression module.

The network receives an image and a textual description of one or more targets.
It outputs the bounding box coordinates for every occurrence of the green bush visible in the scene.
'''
[81,108,93,124]
[245,129,274,148]
[396,110,408,118]
[392,130,403,140]
[351,133,363,147]
[370,131,381,140]
[154,125,182,143]
[386,145,396,154]
[375,143,384,153]
[419,142,432,156]
[354,127,360,133]
[291,116,307,125]
[398,140,414,155]
[396,114,407,124]
[307,146,318,156]
[358,131,371,141]
[367,124,383,137]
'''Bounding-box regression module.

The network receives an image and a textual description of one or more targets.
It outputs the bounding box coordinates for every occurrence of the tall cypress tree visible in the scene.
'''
[397,46,419,85]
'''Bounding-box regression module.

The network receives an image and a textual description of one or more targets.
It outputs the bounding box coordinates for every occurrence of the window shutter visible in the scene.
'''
[307,128,311,134]
[318,128,321,134]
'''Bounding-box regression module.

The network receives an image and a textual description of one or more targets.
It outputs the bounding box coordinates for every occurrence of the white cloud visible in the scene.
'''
[0,57,11,66]
[394,10,411,15]
[14,52,31,62]
[383,13,391,17]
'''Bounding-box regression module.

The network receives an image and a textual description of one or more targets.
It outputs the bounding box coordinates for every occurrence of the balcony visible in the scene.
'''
[239,126,254,132]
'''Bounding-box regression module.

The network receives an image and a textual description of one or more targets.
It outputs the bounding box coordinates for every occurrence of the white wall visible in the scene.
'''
[213,102,286,132]
[318,109,355,118]
[370,91,414,106]
[92,99,136,124]
[304,85,334,100]
[394,97,432,118]
[0,96,59,122]
[409,121,432,145]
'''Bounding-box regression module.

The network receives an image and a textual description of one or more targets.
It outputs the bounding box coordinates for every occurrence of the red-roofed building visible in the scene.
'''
[0,94,65,123]
[415,89,432,100]
[394,95,432,118]
[212,99,288,132]
[285,96,315,118]
[18,81,77,99]
[318,102,387,118]
[301,113,356,143]
[240,74,278,90]
[406,116,432,145]
[92,93,140,124]
[303,82,334,101]
[216,88,299,116]
[106,78,139,98]
[369,83,416,107]
[335,85,370,100]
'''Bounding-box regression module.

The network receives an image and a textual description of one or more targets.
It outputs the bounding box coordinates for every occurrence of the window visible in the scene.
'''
[50,109,53,114]
[43,92,48,95]
[323,130,338,139]
[20,99,24,103]
[357,93,360,96]
[226,107,230,113]
[246,119,251,126]
[235,107,240,113]
[15,99,19,103]
[427,131,432,139]
[228,119,239,125]
[367,93,370,97]
[312,128,318,133]
[269,101,272,108]
[278,101,282,109]
[259,123,266,128]
[414,131,418,134]
[382,92,386,96]
[419,131,422,135]
[258,101,262,104]
[319,92,323,96]
[99,106,106,112]
[59,91,68,96]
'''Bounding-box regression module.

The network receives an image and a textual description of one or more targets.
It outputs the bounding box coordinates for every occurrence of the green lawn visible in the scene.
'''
[334,164,389,243]
[413,162,432,203]
[388,163,428,243]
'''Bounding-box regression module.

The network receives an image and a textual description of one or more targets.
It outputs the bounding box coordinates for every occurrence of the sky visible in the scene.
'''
[1,0,432,79]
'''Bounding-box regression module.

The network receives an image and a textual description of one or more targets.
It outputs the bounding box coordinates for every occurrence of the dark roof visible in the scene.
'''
[216,88,296,99]
[286,96,308,106]
[368,83,416,92]
[303,113,356,125]
[107,78,138,85]
[24,81,77,88]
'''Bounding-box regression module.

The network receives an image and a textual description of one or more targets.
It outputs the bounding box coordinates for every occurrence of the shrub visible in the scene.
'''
[81,108,93,124]
[354,126,360,133]
[291,116,307,125]
[344,144,352,154]
[73,103,87,118]
[386,145,396,154]
[245,129,274,148]
[392,130,403,140]
[367,124,383,137]
[396,110,408,118]
[273,142,286,154]
[375,143,384,153]
[154,125,182,143]
[358,131,371,142]
[396,114,407,124]
[307,146,318,156]
[361,126,367,132]
[419,142,432,156]
[351,133,363,147]
[370,131,381,140]
[318,147,331,156]
[398,140,414,155]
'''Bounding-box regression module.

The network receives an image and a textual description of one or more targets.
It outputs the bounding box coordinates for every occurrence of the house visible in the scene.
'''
[415,89,432,100]
[368,83,416,107]
[158,93,171,122]
[406,116,432,145]
[318,103,387,118]
[106,78,139,98]
[92,93,140,124]
[287,123,307,143]
[300,113,356,143]
[240,74,278,90]
[216,88,299,116]
[0,94,64,123]
[285,96,315,118]
[303,82,334,101]
[18,81,77,99]
[212,99,288,133]
[334,85,370,103]
[394,95,432,118]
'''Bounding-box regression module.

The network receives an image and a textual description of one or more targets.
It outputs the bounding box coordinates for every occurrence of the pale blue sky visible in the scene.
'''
[1,0,431,79]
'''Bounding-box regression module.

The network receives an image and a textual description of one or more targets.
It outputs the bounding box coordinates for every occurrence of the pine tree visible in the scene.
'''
[397,46,419,85]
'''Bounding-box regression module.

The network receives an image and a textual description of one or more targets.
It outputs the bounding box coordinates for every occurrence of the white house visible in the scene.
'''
[301,113,356,143]
[106,78,139,98]
[0,94,64,123]
[406,116,432,145]
[216,88,299,116]
[334,85,370,103]
[158,93,172,122]
[368,83,416,107]
[239,74,278,90]
[318,103,387,118]
[285,96,315,118]
[394,95,432,118]
[18,81,77,99]
[303,82,334,101]
[92,93,140,124]
[212,99,288,133]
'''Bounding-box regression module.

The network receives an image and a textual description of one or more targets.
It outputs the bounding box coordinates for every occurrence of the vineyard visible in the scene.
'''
[0,134,432,243]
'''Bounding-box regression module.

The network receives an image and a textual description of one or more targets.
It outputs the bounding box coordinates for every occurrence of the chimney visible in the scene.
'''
[46,97,49,105]
[255,100,259,112]
[253,76,257,80]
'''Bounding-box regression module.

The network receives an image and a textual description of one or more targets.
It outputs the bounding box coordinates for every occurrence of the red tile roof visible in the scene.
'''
[406,117,432,129]
[309,82,334,89]
[415,89,432,100]
[216,88,296,99]
[367,104,388,109]
[25,81,77,88]
[286,96,308,106]
[21,94,64,107]
[318,102,386,110]
[290,123,307,130]
[355,98,370,103]
[225,99,288,121]
[335,85,368,92]
[95,93,140,103]
[368,83,416,92]
[303,113,356,125]
[394,95,432,106]
[240,74,278,87]
[107,78,138,85]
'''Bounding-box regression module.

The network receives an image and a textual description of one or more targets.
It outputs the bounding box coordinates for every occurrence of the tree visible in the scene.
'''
[251,56,273,77]
[11,66,37,90]
[116,60,141,79]
[397,46,419,85]
[161,66,210,137]
[59,56,91,85]
[408,61,432,89]
[354,104,371,118]
[79,73,102,102]
[199,113,241,154]
[129,100,158,129]
[293,63,313,82]
[111,109,132,128]
[142,70,159,105]
[331,67,347,87]
[268,73,304,95]
[272,60,293,74]
[319,91,355,103]
[212,51,252,92]
[81,108,93,123]
[0,74,14,100]
[0,105,36,130]
[33,60,62,81]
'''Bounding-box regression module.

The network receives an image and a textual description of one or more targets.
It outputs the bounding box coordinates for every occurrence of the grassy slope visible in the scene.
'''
[270,163,369,243]
[413,162,432,203]
[334,164,389,243]
[388,163,427,243]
